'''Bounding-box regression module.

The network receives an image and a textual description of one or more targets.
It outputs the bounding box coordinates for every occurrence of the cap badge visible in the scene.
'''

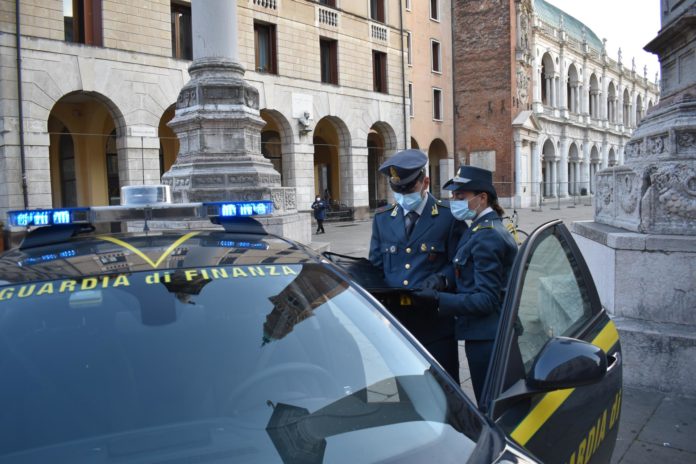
[389,167,401,183]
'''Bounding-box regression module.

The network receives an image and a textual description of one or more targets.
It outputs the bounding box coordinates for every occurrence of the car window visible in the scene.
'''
[515,228,594,372]
[0,263,485,463]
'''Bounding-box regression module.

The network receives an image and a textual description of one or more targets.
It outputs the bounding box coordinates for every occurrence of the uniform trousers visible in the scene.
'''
[464,339,495,404]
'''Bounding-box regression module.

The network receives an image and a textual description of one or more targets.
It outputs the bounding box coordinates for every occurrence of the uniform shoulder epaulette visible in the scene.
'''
[375,203,397,214]
[472,221,495,232]
[436,199,451,208]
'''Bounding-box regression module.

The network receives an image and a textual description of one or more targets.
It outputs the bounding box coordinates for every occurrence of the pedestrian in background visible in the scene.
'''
[369,149,467,382]
[413,166,518,403]
[312,195,327,234]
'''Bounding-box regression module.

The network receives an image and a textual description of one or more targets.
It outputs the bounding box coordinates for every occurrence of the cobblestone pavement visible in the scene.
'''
[310,197,696,464]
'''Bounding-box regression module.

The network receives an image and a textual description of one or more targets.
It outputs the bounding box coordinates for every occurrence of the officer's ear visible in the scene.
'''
[422,176,430,192]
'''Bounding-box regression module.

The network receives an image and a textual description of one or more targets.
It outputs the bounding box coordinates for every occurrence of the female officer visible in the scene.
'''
[414,166,517,403]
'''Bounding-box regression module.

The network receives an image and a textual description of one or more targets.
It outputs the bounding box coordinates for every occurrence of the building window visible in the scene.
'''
[59,131,78,207]
[319,0,337,6]
[430,0,439,21]
[370,0,385,23]
[406,31,412,66]
[431,39,441,73]
[405,0,411,11]
[105,130,120,206]
[433,88,443,120]
[408,82,414,117]
[63,0,103,46]
[373,51,388,94]
[320,38,339,85]
[254,22,277,74]
[171,2,192,60]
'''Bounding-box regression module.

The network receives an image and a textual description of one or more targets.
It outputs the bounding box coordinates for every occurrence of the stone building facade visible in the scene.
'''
[453,0,660,207]
[0,0,453,220]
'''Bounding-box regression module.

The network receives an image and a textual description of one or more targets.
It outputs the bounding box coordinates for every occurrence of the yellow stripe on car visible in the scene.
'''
[510,320,620,446]
[98,232,200,269]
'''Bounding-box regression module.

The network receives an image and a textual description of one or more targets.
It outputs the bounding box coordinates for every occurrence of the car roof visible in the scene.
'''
[0,230,318,285]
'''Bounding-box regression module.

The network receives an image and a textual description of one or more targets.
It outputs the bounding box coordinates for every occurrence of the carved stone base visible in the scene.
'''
[595,85,696,235]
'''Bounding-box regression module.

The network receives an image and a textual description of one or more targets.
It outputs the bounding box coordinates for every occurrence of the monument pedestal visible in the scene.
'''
[572,221,696,395]
[160,0,309,243]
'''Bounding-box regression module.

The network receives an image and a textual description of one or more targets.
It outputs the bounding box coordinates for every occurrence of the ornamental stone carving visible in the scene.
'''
[650,164,696,220]
[618,172,639,214]
[285,190,297,210]
[272,190,284,210]
[677,131,696,151]
[647,135,668,155]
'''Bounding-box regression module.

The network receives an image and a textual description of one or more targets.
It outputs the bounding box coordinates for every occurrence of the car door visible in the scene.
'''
[480,220,623,464]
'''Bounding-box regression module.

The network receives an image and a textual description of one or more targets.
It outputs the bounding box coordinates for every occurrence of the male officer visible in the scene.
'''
[369,149,467,381]
[413,166,518,403]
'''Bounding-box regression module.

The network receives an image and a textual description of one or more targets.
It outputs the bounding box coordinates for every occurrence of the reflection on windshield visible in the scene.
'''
[264,266,349,344]
[267,369,482,463]
[0,263,483,463]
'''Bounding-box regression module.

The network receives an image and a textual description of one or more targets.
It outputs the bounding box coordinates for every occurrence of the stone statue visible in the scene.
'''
[618,47,623,65]
[298,111,313,133]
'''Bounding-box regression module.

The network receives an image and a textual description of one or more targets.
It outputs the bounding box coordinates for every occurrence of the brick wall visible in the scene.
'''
[453,0,515,198]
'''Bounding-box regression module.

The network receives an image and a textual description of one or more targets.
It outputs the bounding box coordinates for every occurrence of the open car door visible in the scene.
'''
[480,220,623,464]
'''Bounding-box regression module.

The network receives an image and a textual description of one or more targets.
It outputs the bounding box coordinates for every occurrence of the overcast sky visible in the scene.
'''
[545,0,662,80]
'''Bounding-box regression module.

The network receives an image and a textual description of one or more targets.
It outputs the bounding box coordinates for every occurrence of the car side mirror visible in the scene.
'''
[489,337,609,419]
[527,337,607,391]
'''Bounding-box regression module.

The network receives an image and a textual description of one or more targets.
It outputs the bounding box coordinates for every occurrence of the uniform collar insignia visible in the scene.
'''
[431,203,439,216]
[391,207,398,217]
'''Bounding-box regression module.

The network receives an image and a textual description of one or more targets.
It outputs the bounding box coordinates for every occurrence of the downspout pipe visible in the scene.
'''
[15,0,29,208]
[451,0,458,171]
[398,0,408,150]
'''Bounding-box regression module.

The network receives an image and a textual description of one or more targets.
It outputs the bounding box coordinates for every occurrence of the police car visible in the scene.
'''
[0,196,621,464]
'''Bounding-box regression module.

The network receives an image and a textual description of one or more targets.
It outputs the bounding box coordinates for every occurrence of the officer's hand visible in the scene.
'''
[421,273,449,291]
[412,288,439,310]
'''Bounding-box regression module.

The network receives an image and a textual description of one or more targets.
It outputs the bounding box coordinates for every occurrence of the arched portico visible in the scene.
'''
[427,139,449,198]
[48,91,126,207]
[367,121,398,209]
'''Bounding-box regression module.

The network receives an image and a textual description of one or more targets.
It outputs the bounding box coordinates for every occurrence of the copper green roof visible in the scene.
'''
[535,0,604,51]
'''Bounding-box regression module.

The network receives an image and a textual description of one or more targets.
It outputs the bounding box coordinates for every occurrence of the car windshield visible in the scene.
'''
[0,263,487,463]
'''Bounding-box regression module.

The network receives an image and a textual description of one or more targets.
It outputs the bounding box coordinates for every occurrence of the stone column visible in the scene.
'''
[118,130,161,187]
[286,141,315,212]
[344,146,370,220]
[531,141,540,203]
[545,78,552,106]
[559,138,569,197]
[551,161,558,197]
[161,0,309,242]
[514,139,523,206]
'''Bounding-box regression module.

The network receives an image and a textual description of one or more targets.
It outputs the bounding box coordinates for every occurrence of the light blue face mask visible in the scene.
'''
[450,196,480,221]
[394,191,425,212]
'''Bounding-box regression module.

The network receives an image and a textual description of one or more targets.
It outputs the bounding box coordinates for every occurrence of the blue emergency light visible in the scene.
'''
[204,201,274,218]
[7,208,91,228]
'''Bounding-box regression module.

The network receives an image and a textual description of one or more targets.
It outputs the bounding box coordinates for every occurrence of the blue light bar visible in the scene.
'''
[7,208,91,228]
[204,201,274,219]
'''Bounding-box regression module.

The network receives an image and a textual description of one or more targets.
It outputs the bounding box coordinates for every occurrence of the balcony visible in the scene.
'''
[370,23,388,43]
[252,0,277,10]
[317,5,338,28]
